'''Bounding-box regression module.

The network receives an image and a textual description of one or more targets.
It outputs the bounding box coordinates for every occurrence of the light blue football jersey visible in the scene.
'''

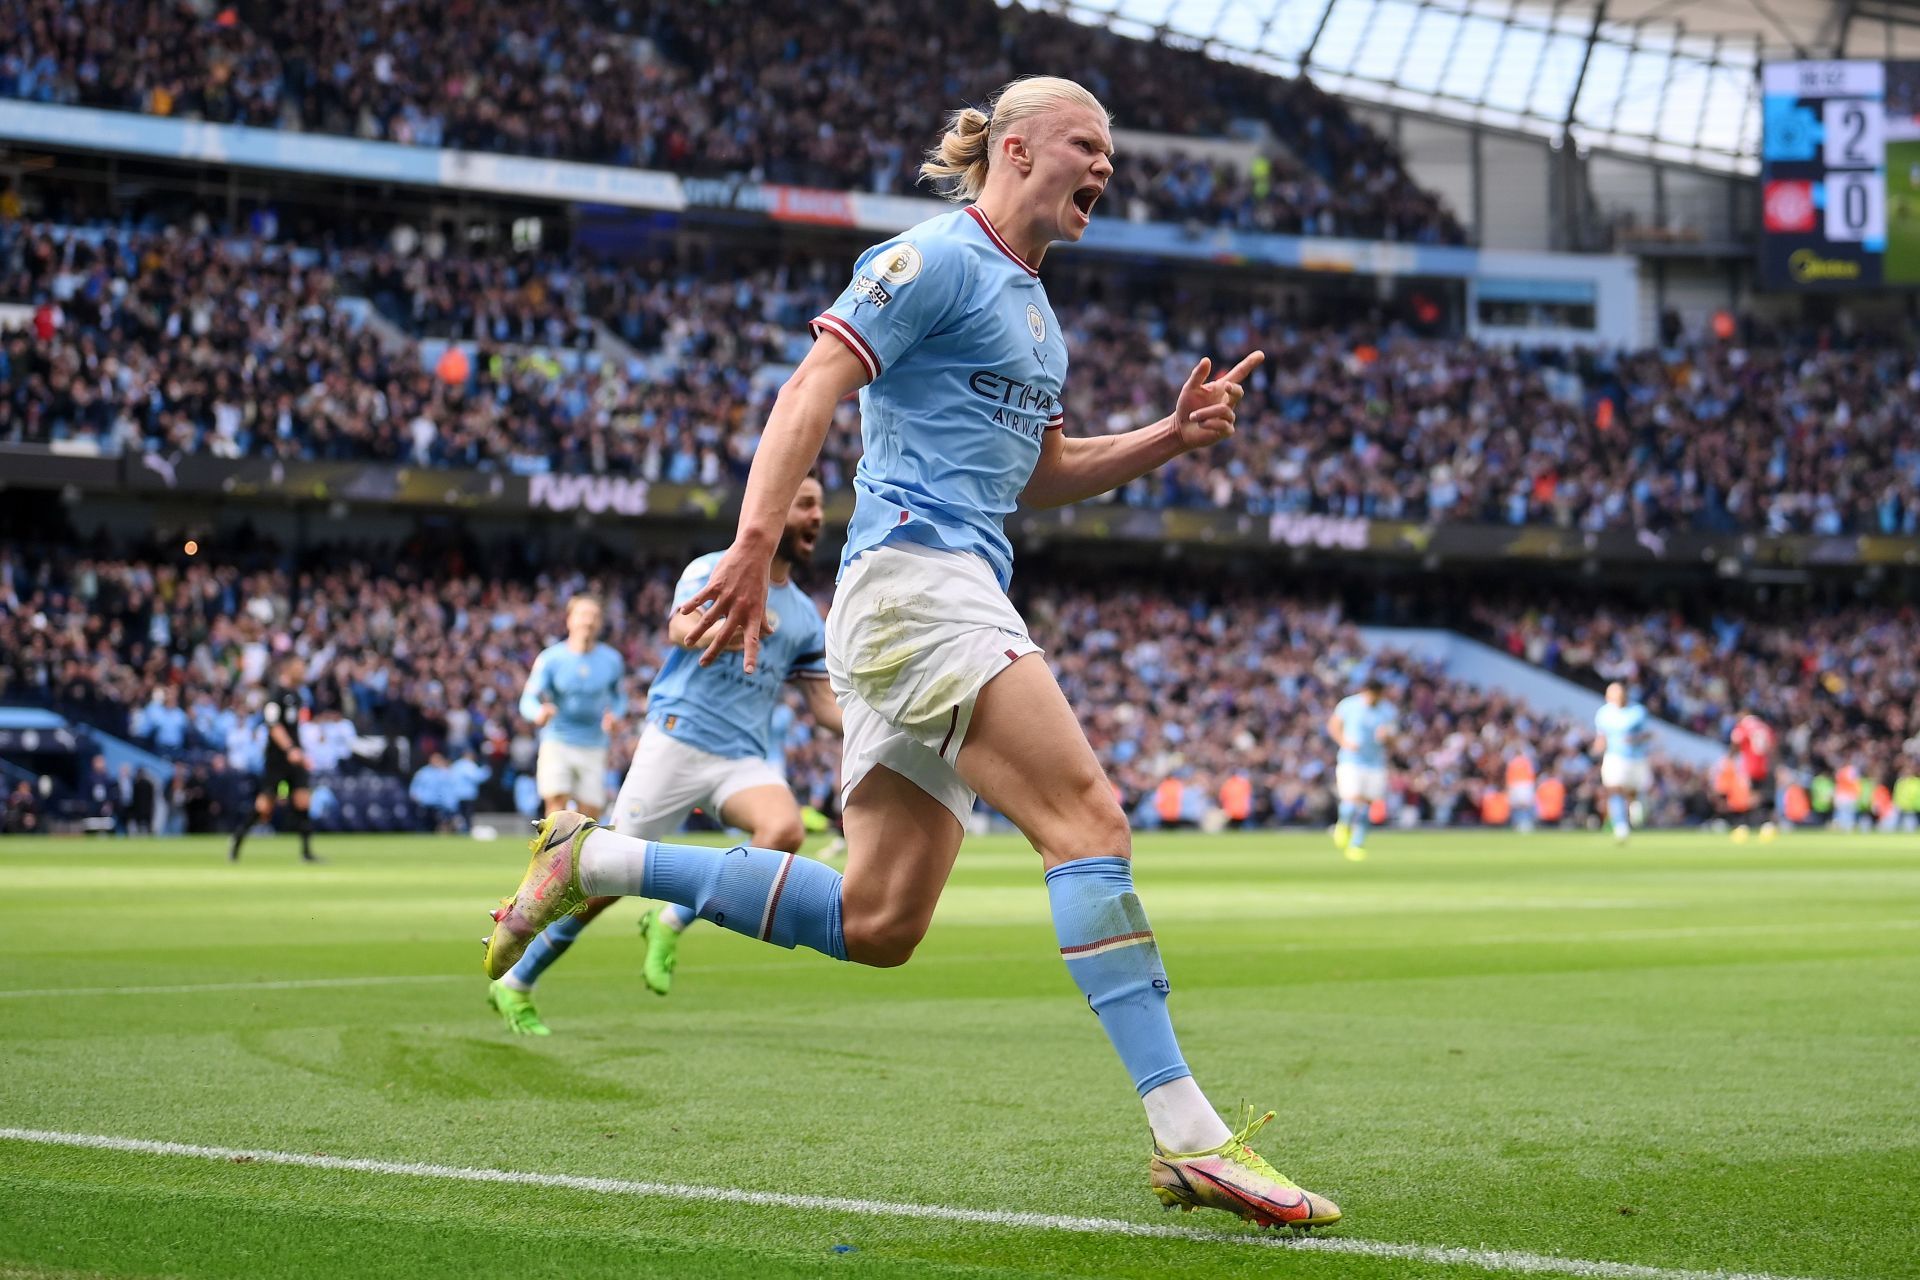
[765,701,798,770]
[647,552,829,761]
[1594,701,1651,760]
[812,205,1067,591]
[518,641,626,748]
[1332,695,1395,767]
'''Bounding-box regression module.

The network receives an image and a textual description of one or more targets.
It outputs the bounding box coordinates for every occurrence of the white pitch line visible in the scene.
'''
[0,975,463,1000]
[0,1127,1824,1280]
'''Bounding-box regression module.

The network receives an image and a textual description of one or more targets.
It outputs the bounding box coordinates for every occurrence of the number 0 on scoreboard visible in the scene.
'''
[1825,171,1887,243]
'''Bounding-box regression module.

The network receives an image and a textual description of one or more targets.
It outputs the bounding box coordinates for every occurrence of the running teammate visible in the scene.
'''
[518,596,625,816]
[481,76,1340,1229]
[1326,678,1394,861]
[229,653,320,864]
[1593,681,1653,843]
[486,479,842,1036]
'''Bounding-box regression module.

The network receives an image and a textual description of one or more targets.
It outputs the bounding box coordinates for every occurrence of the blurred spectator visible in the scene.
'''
[7,216,1917,533]
[0,0,1463,243]
[162,761,190,835]
[129,766,156,835]
[3,778,41,833]
[409,751,460,831]
[1479,596,1920,781]
[450,750,489,828]
[23,533,1920,834]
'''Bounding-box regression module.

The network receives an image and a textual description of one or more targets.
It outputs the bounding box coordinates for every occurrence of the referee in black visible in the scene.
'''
[229,653,320,863]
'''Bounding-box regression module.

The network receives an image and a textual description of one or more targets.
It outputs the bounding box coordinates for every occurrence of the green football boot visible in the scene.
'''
[638,907,679,996]
[486,979,551,1036]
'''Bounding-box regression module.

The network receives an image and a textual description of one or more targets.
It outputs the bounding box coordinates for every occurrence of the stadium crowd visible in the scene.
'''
[9,215,1920,535]
[0,0,1462,244]
[1,534,1729,833]
[1024,581,1704,831]
[0,535,845,830]
[1476,596,1920,786]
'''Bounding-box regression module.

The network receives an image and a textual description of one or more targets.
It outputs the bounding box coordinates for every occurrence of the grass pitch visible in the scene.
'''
[2,829,1917,1280]
[1885,139,1920,285]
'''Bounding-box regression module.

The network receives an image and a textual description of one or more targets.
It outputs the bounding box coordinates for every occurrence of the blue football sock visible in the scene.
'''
[659,903,695,933]
[1046,856,1189,1096]
[642,841,845,960]
[507,911,589,988]
[1609,794,1630,828]
[1350,809,1371,848]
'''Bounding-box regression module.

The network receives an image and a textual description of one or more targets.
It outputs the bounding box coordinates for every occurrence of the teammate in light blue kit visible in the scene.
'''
[487,479,843,1036]
[488,595,627,1031]
[1326,678,1396,860]
[1593,681,1654,843]
[484,76,1340,1227]
[517,595,626,816]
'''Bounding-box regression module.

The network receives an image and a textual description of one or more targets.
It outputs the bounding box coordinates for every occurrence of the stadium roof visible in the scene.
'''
[1035,0,1920,172]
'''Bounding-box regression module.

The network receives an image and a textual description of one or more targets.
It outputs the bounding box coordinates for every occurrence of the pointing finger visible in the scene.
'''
[1219,350,1265,386]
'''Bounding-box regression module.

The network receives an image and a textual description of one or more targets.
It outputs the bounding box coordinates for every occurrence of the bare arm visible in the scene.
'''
[678,335,869,672]
[800,677,844,736]
[667,608,744,650]
[1020,425,1185,510]
[1325,713,1351,751]
[1021,352,1264,509]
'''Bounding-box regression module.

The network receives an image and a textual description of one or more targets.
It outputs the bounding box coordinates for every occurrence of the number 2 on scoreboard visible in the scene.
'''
[1824,171,1885,243]
[1821,99,1883,169]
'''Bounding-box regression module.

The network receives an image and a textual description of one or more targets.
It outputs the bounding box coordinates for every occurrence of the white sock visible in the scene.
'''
[660,903,692,932]
[578,829,651,897]
[1142,1076,1233,1153]
[499,973,532,993]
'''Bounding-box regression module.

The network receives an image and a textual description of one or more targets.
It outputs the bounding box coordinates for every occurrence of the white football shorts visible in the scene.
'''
[535,739,610,810]
[1335,762,1390,803]
[827,541,1043,828]
[1600,755,1653,793]
[609,724,789,838]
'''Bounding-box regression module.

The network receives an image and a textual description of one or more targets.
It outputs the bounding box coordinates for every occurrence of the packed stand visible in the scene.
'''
[2,533,1718,833]
[1023,582,1704,832]
[1077,316,1920,535]
[1476,596,1920,799]
[0,534,847,832]
[0,218,861,483]
[0,0,1462,244]
[8,216,1920,534]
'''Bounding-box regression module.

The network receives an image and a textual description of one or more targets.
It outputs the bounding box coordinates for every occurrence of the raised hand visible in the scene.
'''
[675,543,773,672]
[1171,351,1264,452]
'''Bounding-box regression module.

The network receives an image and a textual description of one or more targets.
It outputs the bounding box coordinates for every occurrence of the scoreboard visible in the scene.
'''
[1760,60,1920,289]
